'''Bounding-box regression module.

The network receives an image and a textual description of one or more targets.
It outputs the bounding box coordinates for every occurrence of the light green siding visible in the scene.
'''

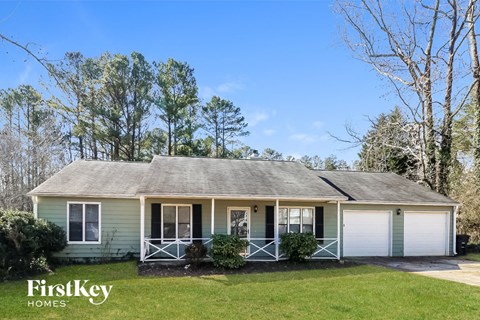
[37,197,140,259]
[37,196,455,260]
[339,204,455,257]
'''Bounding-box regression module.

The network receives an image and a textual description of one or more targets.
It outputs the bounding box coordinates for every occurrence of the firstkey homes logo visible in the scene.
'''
[27,279,113,307]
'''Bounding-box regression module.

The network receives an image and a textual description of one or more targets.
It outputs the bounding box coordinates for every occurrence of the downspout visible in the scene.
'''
[337,201,341,260]
[453,205,458,256]
[275,199,279,261]
[32,196,38,219]
[211,198,215,236]
[140,196,145,262]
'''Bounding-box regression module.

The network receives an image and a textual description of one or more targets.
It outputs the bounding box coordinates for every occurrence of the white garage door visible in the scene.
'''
[404,212,449,256]
[343,211,391,257]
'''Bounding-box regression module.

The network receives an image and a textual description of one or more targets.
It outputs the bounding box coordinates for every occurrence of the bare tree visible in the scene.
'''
[467,0,480,183]
[336,0,475,194]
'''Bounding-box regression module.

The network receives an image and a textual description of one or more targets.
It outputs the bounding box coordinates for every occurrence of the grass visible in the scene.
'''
[464,253,480,261]
[1,261,480,320]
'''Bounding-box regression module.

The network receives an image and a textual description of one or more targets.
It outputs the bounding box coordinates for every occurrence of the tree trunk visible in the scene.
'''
[468,0,480,184]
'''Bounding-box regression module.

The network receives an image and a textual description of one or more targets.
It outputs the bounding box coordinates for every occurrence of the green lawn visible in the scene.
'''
[1,261,480,320]
[465,253,480,261]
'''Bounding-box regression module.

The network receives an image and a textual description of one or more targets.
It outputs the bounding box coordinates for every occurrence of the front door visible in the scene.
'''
[228,207,250,240]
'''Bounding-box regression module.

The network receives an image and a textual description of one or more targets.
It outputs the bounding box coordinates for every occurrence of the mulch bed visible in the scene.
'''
[138,260,360,277]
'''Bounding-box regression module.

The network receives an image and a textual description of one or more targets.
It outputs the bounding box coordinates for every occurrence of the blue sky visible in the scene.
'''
[0,1,395,163]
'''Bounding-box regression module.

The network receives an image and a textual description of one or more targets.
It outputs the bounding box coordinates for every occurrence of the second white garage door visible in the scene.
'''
[404,212,449,256]
[343,211,391,257]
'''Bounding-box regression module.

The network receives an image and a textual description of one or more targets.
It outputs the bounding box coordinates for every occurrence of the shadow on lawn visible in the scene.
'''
[198,264,392,287]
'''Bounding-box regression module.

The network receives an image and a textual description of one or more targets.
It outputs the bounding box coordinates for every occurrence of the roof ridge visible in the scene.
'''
[153,155,298,164]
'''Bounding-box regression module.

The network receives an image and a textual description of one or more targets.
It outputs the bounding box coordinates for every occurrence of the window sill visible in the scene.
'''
[67,241,101,245]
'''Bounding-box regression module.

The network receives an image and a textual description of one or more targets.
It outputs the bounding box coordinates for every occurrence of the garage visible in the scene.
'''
[404,211,449,256]
[343,210,391,257]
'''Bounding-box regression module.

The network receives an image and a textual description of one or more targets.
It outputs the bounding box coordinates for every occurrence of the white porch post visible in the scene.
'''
[32,196,38,219]
[211,198,215,236]
[275,199,279,261]
[337,201,341,260]
[140,196,145,262]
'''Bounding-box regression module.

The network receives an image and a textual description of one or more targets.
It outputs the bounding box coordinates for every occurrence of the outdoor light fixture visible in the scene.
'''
[396,208,401,215]
[254,205,258,213]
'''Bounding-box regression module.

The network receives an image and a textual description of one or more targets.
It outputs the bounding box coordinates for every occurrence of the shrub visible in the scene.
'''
[210,234,249,269]
[0,209,67,279]
[185,242,208,267]
[280,232,318,262]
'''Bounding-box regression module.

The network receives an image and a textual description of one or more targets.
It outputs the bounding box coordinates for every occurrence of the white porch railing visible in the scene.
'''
[143,237,339,262]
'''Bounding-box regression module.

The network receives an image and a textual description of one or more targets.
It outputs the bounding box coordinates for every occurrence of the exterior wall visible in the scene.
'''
[37,197,140,259]
[37,195,455,260]
[339,204,455,257]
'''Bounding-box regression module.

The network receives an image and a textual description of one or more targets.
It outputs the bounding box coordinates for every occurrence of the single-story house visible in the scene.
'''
[27,156,459,262]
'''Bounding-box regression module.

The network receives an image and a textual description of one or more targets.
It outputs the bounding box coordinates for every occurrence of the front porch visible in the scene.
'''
[140,197,341,262]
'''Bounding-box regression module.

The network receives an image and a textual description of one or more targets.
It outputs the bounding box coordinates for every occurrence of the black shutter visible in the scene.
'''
[192,204,202,243]
[315,207,324,240]
[151,203,162,244]
[265,206,274,244]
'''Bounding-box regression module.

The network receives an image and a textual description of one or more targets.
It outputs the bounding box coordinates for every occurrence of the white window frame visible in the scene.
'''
[227,207,251,239]
[67,201,102,244]
[161,204,193,243]
[278,206,316,234]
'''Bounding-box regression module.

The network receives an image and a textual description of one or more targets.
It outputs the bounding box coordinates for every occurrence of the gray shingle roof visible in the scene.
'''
[28,160,150,198]
[136,156,347,200]
[317,170,458,205]
[28,156,458,205]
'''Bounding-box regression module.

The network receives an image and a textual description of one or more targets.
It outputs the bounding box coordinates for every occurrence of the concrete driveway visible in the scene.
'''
[351,257,480,286]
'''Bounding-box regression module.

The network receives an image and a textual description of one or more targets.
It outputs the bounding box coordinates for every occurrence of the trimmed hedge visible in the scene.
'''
[0,209,67,279]
[210,234,249,269]
[280,232,317,262]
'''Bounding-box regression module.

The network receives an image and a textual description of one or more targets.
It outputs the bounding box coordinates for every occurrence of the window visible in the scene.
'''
[67,202,101,243]
[278,207,314,235]
[162,205,192,242]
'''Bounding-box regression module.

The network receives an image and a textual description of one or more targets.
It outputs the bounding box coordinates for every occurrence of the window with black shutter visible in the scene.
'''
[151,203,162,243]
[265,206,274,244]
[192,204,202,243]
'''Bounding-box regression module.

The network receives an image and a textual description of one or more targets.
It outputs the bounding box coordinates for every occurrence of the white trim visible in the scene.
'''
[140,196,145,262]
[342,210,393,257]
[66,201,102,245]
[160,204,193,244]
[32,196,38,219]
[339,200,458,207]
[404,210,450,256]
[337,201,341,259]
[211,198,215,235]
[139,194,347,201]
[30,193,138,199]
[275,199,279,261]
[227,207,251,240]
[453,206,458,255]
[278,206,315,234]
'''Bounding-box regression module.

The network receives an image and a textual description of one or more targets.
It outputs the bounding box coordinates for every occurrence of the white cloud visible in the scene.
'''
[199,79,245,100]
[248,111,269,127]
[217,80,244,94]
[263,129,276,136]
[288,133,319,144]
